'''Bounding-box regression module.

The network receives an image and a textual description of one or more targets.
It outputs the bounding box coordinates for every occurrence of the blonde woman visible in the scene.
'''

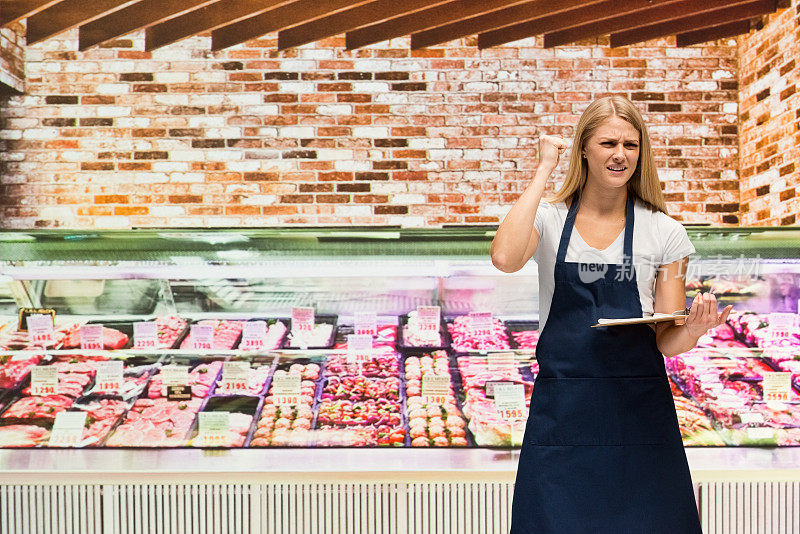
[493,96,730,533]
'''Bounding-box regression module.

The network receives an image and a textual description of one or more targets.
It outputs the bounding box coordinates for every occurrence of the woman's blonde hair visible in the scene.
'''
[548,95,668,214]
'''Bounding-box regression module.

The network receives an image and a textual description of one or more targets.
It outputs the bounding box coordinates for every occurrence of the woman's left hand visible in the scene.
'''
[684,292,733,339]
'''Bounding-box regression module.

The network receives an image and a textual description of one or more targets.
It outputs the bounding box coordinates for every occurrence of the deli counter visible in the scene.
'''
[0,227,799,534]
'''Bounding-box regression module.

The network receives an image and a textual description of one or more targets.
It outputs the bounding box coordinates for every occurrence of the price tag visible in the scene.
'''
[272,375,301,406]
[487,352,516,372]
[197,411,229,446]
[422,374,450,405]
[31,366,58,396]
[493,384,527,420]
[762,372,792,401]
[469,311,493,337]
[292,307,315,334]
[219,362,250,393]
[161,365,191,401]
[17,307,56,332]
[27,314,55,347]
[190,325,214,350]
[347,334,373,363]
[416,306,441,333]
[133,322,158,350]
[95,360,124,392]
[746,427,775,441]
[740,412,765,424]
[80,324,104,351]
[353,312,378,336]
[769,313,797,329]
[240,321,267,351]
[49,411,87,447]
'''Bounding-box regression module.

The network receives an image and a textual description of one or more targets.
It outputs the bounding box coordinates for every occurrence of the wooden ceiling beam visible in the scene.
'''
[211,0,373,51]
[279,0,451,51]
[1,0,64,26]
[410,0,609,50]
[477,0,690,49]
[26,0,141,44]
[610,1,774,47]
[675,18,753,47]
[79,0,220,50]
[144,0,295,51]
[343,0,529,51]
[544,0,758,48]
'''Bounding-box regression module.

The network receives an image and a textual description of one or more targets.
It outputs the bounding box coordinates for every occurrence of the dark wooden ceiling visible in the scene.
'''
[0,0,783,52]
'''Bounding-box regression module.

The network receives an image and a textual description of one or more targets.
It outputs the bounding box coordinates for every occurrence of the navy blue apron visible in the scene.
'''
[510,190,702,533]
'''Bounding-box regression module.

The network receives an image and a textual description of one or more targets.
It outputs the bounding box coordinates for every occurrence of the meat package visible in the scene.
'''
[447,315,511,352]
[179,320,245,350]
[285,315,337,349]
[186,396,260,448]
[60,324,130,350]
[0,354,42,389]
[146,360,223,399]
[250,362,319,447]
[405,352,467,447]
[669,379,726,446]
[105,398,204,447]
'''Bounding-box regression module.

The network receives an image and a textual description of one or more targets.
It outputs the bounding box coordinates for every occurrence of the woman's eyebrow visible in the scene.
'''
[598,137,639,143]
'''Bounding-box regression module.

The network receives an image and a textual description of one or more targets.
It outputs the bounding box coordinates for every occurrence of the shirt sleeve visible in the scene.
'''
[660,213,696,265]
[532,201,551,262]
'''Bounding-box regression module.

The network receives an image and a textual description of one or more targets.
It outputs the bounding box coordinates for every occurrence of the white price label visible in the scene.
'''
[768,313,797,329]
[95,360,124,392]
[746,427,775,441]
[219,362,250,393]
[416,306,441,333]
[49,412,87,447]
[353,312,377,336]
[80,324,104,351]
[240,321,267,351]
[487,352,516,372]
[762,372,792,401]
[469,311,493,336]
[292,307,315,333]
[493,384,527,421]
[161,365,189,387]
[197,412,229,446]
[133,322,158,350]
[740,412,766,424]
[422,374,450,405]
[190,325,214,350]
[27,314,55,346]
[347,334,373,363]
[31,366,58,396]
[272,374,302,406]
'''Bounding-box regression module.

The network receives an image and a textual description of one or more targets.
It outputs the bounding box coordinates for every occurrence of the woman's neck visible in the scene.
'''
[578,180,628,219]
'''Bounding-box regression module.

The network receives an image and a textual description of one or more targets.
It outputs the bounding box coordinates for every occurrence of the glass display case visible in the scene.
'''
[0,226,799,451]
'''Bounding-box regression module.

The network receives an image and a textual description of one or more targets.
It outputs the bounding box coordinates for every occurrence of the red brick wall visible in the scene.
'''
[738,0,800,226]
[0,30,740,228]
[0,23,25,94]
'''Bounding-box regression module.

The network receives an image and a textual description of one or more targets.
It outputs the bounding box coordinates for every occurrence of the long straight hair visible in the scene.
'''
[548,96,668,214]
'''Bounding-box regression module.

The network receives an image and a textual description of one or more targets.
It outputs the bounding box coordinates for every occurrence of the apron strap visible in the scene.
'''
[555,188,636,265]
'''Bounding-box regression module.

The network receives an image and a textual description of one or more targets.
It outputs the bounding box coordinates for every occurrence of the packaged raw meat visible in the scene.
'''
[285,315,337,349]
[146,360,223,399]
[447,315,510,352]
[398,311,448,351]
[105,397,204,447]
[0,354,42,389]
[179,320,245,350]
[186,396,260,448]
[0,424,50,447]
[60,323,130,350]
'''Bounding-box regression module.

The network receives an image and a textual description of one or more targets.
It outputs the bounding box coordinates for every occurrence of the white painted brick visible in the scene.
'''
[189,116,226,127]
[154,72,190,83]
[152,49,193,61]
[39,206,76,219]
[299,49,334,59]
[96,106,131,117]
[428,149,463,160]
[353,60,391,71]
[278,60,316,71]
[353,126,389,138]
[256,127,279,137]
[371,182,407,194]
[0,129,22,140]
[464,171,500,181]
[278,82,315,93]
[95,61,136,72]
[188,94,224,106]
[315,149,353,160]
[166,150,195,161]
[419,162,442,171]
[241,195,277,205]
[464,149,499,160]
[317,104,352,115]
[723,102,738,114]
[207,217,243,226]
[134,173,168,184]
[334,160,370,171]
[374,93,410,104]
[226,93,263,106]
[227,161,261,172]
[243,105,280,115]
[279,126,315,138]
[64,62,100,73]
[22,128,58,140]
[206,128,242,137]
[117,117,151,128]
[152,162,189,172]
[391,193,426,204]
[463,82,496,92]
[192,71,227,83]
[484,204,511,217]
[396,216,426,228]
[59,151,92,161]
[335,205,371,217]
[685,81,718,91]
[351,82,391,93]
[206,150,243,161]
[155,94,190,106]
[659,169,685,181]
[409,138,446,149]
[150,206,186,217]
[96,83,129,94]
[712,69,735,80]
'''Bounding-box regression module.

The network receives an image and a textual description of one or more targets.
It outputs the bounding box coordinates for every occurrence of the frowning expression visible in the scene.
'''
[582,116,640,188]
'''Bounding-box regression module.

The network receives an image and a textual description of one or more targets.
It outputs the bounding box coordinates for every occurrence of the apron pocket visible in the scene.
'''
[527,377,677,446]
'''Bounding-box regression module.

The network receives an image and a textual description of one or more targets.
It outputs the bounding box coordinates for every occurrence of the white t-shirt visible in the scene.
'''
[532,198,696,330]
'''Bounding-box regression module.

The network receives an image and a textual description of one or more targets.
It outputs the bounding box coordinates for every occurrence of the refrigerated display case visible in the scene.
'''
[0,227,799,533]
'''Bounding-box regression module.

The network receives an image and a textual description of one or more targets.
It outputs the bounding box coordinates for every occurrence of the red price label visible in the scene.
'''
[423,394,448,405]
[194,341,212,350]
[134,338,157,349]
[240,338,264,350]
[97,380,121,392]
[33,385,56,395]
[221,380,247,392]
[420,323,438,332]
[473,328,491,336]
[32,333,51,344]
[500,408,527,420]
[355,328,373,336]
[83,341,103,351]
[274,394,300,406]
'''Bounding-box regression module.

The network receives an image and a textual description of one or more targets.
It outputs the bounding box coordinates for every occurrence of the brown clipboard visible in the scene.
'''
[591,308,690,328]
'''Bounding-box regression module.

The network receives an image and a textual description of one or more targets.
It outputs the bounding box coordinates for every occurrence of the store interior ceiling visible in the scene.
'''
[1,0,787,53]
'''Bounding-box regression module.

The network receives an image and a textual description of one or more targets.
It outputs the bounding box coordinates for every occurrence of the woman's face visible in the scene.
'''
[582,116,640,189]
